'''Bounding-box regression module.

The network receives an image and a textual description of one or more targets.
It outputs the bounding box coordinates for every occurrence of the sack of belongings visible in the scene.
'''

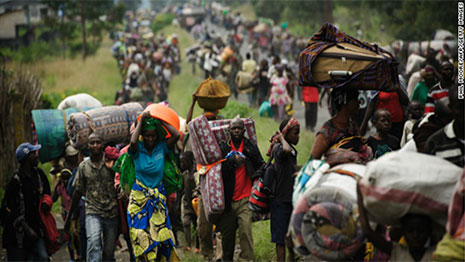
[67,102,143,149]
[359,151,462,227]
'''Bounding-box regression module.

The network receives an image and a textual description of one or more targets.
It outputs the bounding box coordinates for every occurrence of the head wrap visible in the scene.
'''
[203,111,218,119]
[141,117,167,142]
[105,146,120,161]
[266,117,300,157]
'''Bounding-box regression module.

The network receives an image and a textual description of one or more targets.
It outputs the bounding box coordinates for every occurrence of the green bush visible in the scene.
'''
[40,87,91,109]
[40,92,62,109]
[151,13,175,33]
[221,100,252,119]
[3,41,60,63]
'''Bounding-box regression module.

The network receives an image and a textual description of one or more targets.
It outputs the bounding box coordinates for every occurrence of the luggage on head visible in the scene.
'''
[298,23,400,91]
[67,102,143,149]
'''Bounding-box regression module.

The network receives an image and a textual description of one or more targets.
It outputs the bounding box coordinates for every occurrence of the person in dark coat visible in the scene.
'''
[1,143,51,261]
[217,117,264,262]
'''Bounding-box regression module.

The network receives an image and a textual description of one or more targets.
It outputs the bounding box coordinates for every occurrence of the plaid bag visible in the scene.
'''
[298,23,400,91]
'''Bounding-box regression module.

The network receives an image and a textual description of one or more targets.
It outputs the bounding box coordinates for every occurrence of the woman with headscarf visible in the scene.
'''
[127,111,180,261]
[311,89,361,160]
[265,118,300,262]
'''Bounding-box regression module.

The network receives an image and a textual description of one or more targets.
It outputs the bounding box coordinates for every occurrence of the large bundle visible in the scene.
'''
[199,163,225,223]
[195,77,230,111]
[359,151,462,226]
[292,159,329,207]
[32,108,79,163]
[188,115,225,221]
[289,164,366,260]
[187,115,222,166]
[298,23,400,91]
[405,53,426,76]
[235,71,254,91]
[57,93,102,110]
[209,118,257,144]
[67,102,143,149]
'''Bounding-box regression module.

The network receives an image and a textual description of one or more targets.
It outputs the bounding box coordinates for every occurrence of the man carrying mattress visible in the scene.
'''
[217,117,264,262]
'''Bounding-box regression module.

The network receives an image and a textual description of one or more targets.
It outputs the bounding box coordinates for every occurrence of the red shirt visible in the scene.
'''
[377,91,404,123]
[231,140,252,201]
[302,86,319,103]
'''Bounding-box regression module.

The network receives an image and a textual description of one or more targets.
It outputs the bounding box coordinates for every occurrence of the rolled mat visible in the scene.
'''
[188,115,222,166]
[209,118,257,144]
[199,162,225,223]
[67,102,143,149]
[288,164,366,260]
[32,108,79,163]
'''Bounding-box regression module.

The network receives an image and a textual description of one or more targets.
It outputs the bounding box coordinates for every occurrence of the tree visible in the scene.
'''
[42,0,114,59]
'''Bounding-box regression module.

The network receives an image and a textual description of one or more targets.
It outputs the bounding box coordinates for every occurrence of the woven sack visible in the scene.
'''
[196,76,230,111]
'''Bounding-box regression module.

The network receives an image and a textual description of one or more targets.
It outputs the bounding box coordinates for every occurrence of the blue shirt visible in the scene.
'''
[130,140,169,188]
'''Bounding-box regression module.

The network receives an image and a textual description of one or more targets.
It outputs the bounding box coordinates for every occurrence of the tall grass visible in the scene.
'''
[8,38,121,106]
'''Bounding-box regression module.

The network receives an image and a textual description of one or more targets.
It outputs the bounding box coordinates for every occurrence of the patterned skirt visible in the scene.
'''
[127,180,179,261]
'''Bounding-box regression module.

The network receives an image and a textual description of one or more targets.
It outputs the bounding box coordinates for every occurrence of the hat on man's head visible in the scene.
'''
[16,143,41,161]
[65,144,79,157]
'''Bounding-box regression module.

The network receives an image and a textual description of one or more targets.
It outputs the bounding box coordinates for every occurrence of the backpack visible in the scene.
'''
[248,156,274,213]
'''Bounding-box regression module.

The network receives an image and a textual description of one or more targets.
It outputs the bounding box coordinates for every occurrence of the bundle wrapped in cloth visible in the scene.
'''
[57,93,102,110]
[32,107,95,163]
[188,115,222,165]
[359,151,462,226]
[288,164,366,260]
[199,163,225,223]
[209,118,257,144]
[67,102,143,149]
[188,115,225,222]
[195,77,230,111]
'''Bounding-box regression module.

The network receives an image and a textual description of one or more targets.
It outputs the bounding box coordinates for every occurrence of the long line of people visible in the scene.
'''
[1,4,463,262]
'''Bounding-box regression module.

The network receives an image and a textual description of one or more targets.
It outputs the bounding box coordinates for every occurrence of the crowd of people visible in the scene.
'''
[0,3,464,262]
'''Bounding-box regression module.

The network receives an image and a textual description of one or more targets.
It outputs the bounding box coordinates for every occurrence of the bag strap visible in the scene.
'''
[265,153,274,168]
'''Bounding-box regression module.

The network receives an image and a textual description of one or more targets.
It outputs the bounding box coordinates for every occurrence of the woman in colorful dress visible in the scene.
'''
[127,111,180,261]
[269,64,291,121]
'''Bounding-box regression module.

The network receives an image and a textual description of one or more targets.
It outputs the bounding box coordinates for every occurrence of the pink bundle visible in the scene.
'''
[188,115,222,166]
[199,163,225,223]
[209,118,257,144]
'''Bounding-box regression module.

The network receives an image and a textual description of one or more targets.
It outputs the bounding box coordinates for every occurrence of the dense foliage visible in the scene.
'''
[252,0,456,42]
